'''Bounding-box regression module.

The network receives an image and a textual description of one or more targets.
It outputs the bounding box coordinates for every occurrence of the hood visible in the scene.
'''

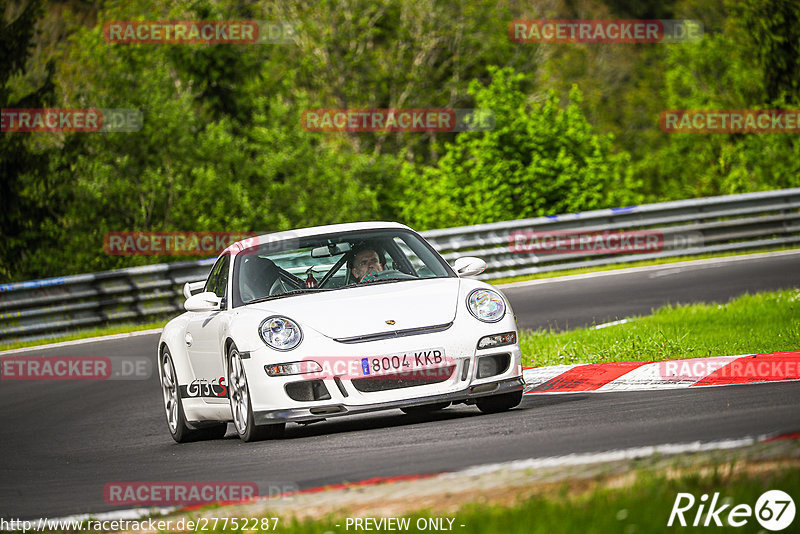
[243,278,461,339]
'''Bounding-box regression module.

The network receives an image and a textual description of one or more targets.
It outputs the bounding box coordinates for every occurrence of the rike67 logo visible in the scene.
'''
[668,490,795,531]
[181,377,227,398]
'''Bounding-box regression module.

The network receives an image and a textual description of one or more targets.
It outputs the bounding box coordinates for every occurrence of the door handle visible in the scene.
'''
[185,333,193,346]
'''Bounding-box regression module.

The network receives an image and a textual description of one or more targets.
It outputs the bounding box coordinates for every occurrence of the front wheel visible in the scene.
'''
[228,345,285,442]
[476,390,523,414]
[160,349,227,443]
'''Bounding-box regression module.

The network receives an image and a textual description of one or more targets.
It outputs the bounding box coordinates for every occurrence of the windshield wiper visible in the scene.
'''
[246,288,331,304]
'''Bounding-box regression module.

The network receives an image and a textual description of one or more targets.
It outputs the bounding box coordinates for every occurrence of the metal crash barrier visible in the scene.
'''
[2,188,799,343]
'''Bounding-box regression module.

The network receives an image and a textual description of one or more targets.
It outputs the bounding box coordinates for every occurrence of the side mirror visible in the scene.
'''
[184,291,222,312]
[183,280,207,299]
[453,256,486,277]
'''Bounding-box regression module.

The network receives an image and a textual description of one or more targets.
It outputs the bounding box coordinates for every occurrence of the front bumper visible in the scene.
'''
[253,376,524,425]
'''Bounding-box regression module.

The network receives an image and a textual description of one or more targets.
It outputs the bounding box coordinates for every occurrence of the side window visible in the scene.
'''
[204,254,230,298]
[393,237,422,273]
[392,236,444,278]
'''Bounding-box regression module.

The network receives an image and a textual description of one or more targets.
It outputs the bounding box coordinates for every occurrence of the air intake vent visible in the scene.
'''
[285,380,331,402]
[476,354,511,379]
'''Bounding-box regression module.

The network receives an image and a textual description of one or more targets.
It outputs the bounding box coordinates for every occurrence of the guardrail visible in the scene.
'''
[2,188,799,343]
[424,187,800,280]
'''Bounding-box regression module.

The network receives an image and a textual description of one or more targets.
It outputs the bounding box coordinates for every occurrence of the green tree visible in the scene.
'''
[635,0,800,199]
[0,0,56,279]
[12,0,393,279]
[273,0,544,163]
[398,67,640,230]
[731,0,800,104]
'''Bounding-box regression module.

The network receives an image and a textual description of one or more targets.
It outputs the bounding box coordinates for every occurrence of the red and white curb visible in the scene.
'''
[523,350,800,394]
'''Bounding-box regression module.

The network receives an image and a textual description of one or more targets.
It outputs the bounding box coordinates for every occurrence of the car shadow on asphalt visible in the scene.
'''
[279,406,482,439]
[521,393,591,408]
[209,393,589,442]
[270,394,587,440]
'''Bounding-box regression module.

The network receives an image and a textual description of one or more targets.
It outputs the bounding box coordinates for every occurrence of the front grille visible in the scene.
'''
[351,365,455,392]
[333,323,452,344]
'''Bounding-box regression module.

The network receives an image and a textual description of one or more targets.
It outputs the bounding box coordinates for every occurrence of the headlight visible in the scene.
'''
[477,331,517,349]
[467,289,506,323]
[259,316,303,351]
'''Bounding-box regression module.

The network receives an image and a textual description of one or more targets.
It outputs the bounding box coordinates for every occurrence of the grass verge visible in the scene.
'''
[519,289,800,367]
[357,466,800,534]
[99,448,800,533]
[0,320,167,352]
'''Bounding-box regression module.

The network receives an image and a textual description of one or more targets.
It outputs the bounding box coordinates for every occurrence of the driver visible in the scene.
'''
[348,243,384,282]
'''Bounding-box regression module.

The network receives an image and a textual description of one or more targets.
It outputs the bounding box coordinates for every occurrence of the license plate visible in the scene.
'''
[361,348,446,376]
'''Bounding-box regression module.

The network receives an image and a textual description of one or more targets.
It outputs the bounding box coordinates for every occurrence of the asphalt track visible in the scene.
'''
[1,252,798,520]
[506,250,800,330]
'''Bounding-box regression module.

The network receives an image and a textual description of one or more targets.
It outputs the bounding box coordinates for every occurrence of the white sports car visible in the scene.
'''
[158,222,524,442]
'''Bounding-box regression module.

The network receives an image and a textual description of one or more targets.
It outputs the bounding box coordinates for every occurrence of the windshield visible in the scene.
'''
[231,228,454,307]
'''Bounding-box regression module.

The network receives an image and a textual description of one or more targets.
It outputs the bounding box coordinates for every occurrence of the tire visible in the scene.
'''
[400,402,450,415]
[160,348,228,443]
[228,345,285,442]
[476,390,523,414]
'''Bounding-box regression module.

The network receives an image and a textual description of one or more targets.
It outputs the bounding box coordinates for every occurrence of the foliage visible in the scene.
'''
[2,0,800,281]
[13,0,396,277]
[0,0,56,280]
[731,0,800,104]
[631,0,800,200]
[398,67,641,229]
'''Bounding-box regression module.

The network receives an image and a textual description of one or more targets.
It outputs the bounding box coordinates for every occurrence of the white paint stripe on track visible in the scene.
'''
[0,328,163,356]
[592,318,629,330]
[496,249,800,289]
[444,436,762,477]
[39,434,781,525]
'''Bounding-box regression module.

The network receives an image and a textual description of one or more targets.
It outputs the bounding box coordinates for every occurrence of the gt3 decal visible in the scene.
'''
[180,376,228,398]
